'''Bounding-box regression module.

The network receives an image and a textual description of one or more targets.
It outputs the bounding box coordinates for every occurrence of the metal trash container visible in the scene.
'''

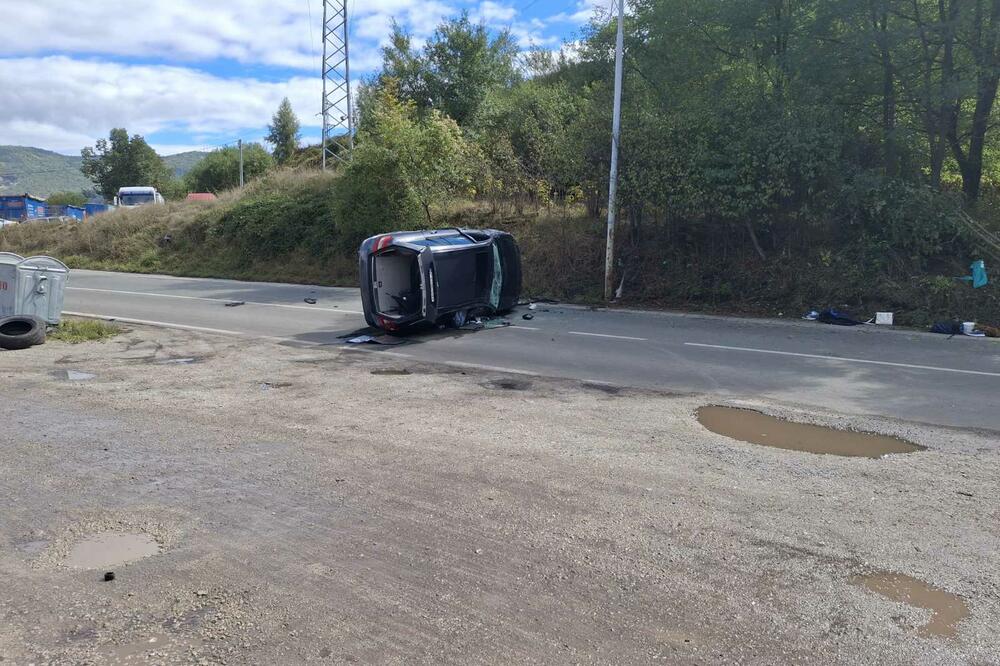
[0,252,69,324]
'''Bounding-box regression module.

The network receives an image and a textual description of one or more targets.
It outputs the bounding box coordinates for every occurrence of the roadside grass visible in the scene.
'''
[2,168,997,326]
[49,319,122,344]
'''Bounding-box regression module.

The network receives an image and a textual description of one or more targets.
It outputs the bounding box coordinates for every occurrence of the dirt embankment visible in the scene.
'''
[1,326,998,664]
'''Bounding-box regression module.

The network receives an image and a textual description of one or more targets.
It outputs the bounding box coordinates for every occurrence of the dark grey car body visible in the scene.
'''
[358,228,522,331]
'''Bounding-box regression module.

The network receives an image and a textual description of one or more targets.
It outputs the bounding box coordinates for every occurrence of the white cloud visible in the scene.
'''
[478,1,516,22]
[0,0,460,73]
[0,57,324,153]
[545,0,605,25]
[0,1,583,154]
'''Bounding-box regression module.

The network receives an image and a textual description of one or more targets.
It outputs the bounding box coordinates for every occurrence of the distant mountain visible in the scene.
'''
[163,151,208,178]
[0,145,209,198]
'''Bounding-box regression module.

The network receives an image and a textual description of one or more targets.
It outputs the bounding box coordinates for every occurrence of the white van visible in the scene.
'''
[115,186,165,207]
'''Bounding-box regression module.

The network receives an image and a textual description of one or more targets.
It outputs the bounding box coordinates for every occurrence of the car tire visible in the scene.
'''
[0,316,47,350]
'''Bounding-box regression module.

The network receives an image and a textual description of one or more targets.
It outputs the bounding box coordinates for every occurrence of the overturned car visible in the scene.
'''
[359,229,522,331]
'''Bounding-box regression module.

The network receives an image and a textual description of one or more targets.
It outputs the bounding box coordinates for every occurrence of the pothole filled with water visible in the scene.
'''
[52,370,97,381]
[485,378,532,391]
[852,572,969,638]
[64,532,160,569]
[153,357,201,365]
[696,406,924,457]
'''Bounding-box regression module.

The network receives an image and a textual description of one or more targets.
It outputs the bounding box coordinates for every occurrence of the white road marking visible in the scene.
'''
[63,312,247,337]
[502,325,540,331]
[568,331,648,341]
[67,286,364,315]
[685,342,1000,378]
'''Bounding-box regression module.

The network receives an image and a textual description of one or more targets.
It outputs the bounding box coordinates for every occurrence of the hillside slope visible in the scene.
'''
[0,145,208,197]
[0,146,91,196]
[0,168,995,326]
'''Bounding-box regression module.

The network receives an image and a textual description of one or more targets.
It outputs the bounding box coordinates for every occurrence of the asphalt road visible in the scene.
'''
[64,269,1000,431]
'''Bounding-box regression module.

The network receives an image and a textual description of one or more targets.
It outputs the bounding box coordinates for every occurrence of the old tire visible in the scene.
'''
[0,316,47,350]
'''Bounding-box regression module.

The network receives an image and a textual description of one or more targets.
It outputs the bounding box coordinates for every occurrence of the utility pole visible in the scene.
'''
[238,139,244,187]
[321,0,353,169]
[604,0,625,301]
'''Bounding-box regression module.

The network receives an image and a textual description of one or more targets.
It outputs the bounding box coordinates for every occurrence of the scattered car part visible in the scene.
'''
[224,301,245,307]
[103,572,115,582]
[522,313,534,320]
[304,297,317,305]
[0,315,46,350]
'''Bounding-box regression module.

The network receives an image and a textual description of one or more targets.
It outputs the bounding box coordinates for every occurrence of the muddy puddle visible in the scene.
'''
[852,572,969,638]
[153,357,201,365]
[260,381,293,390]
[485,378,532,391]
[64,532,159,569]
[696,406,924,457]
[52,370,97,381]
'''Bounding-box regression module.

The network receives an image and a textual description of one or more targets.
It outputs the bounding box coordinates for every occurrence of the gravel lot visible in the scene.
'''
[1,324,998,664]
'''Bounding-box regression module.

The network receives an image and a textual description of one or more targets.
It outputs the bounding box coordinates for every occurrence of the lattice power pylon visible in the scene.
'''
[321,0,352,168]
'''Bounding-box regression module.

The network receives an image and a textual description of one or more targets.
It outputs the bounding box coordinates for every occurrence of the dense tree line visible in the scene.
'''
[352,3,1000,282]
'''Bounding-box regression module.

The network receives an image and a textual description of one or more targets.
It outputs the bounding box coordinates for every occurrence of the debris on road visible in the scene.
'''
[931,321,963,336]
[303,298,317,305]
[346,334,407,346]
[522,313,534,320]
[979,324,999,338]
[459,316,511,331]
[931,321,990,337]
[104,571,115,582]
[224,301,245,307]
[816,309,864,326]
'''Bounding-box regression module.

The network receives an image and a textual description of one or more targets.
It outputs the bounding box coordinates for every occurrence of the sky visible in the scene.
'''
[0,0,605,156]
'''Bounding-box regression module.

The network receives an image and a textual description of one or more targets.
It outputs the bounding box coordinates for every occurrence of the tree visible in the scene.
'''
[185,144,273,193]
[46,191,88,207]
[349,83,475,225]
[378,23,430,107]
[471,80,585,203]
[266,98,301,165]
[80,128,171,201]
[371,13,519,125]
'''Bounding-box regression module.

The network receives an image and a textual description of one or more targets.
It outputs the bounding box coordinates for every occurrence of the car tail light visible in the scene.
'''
[377,315,399,331]
[375,235,393,251]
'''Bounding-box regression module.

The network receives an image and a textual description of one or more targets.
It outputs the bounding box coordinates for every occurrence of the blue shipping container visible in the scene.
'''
[0,194,47,221]
[47,204,86,221]
[84,202,115,217]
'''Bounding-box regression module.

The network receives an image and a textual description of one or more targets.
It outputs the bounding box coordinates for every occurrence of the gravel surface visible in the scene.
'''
[1,325,998,664]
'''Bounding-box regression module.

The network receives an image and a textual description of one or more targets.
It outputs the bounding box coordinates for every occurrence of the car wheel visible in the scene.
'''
[0,316,47,350]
